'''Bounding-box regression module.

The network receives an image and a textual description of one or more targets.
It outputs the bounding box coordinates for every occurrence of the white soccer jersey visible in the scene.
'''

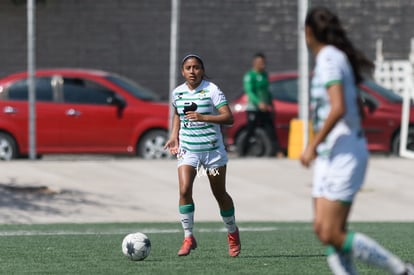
[172,80,228,152]
[310,45,362,156]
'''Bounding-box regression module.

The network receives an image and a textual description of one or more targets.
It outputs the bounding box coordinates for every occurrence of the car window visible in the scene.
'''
[105,74,160,101]
[7,77,53,101]
[62,78,115,105]
[363,80,402,103]
[269,78,298,103]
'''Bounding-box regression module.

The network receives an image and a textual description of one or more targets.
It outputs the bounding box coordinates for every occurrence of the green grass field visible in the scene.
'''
[0,222,413,274]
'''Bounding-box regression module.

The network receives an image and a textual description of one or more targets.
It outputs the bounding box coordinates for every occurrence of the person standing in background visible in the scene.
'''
[240,53,284,158]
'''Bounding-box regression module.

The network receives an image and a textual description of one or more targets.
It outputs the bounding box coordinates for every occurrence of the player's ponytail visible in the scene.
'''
[305,7,374,84]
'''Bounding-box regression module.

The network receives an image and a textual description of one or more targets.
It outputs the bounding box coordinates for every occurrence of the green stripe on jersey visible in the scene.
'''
[325,79,341,88]
[181,124,214,130]
[179,112,212,117]
[180,145,220,152]
[176,103,211,108]
[181,139,218,145]
[215,102,227,109]
[181,132,216,137]
[176,97,210,102]
[195,89,208,94]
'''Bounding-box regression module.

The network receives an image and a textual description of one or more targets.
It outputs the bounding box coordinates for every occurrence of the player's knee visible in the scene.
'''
[314,222,337,245]
[317,230,333,245]
[314,227,331,245]
[313,220,322,238]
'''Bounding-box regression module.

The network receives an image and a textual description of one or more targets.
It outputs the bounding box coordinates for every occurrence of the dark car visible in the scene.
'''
[0,69,170,160]
[225,72,414,156]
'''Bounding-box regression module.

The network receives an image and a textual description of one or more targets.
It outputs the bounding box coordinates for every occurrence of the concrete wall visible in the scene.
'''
[1,0,413,100]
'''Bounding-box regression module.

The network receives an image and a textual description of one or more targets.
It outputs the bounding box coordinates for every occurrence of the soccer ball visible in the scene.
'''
[121,232,151,261]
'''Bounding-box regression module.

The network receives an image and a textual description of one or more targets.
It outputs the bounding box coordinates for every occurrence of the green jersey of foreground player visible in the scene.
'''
[300,6,414,275]
[164,54,241,257]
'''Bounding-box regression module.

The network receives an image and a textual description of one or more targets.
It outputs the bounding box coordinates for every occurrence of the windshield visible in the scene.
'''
[363,80,402,103]
[105,74,160,101]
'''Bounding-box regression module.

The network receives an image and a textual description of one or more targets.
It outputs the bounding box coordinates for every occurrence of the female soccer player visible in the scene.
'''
[164,54,241,257]
[300,7,413,275]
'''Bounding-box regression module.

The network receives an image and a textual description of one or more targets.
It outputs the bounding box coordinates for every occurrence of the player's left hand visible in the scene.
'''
[185,111,203,122]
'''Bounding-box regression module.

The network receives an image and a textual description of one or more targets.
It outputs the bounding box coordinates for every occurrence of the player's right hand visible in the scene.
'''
[299,145,316,168]
[164,138,179,155]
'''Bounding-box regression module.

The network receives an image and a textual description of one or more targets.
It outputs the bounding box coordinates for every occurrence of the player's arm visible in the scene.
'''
[164,110,180,154]
[312,83,345,146]
[184,104,234,126]
[170,109,181,137]
[300,83,345,167]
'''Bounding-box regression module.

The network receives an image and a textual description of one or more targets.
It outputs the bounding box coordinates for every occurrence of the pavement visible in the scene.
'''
[0,155,413,224]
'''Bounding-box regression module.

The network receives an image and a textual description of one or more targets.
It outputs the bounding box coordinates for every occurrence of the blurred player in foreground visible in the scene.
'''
[300,6,414,275]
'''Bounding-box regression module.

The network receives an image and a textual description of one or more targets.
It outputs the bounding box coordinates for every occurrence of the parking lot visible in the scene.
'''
[0,155,413,224]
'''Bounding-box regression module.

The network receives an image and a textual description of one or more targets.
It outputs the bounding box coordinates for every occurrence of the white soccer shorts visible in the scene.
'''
[312,135,368,203]
[177,147,228,170]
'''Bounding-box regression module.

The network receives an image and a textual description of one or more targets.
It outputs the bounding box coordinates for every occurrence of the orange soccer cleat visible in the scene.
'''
[227,227,241,257]
[177,236,197,256]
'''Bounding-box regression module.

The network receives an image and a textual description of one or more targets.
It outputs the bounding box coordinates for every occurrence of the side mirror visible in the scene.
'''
[108,94,127,109]
[363,97,377,113]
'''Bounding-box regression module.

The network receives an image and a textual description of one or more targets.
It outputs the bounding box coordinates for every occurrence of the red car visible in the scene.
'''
[0,69,170,160]
[225,72,414,156]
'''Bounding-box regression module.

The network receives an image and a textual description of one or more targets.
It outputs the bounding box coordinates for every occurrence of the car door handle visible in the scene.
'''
[66,108,81,117]
[3,106,18,114]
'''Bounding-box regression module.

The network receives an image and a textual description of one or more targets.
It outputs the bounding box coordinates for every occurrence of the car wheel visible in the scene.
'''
[391,127,414,156]
[235,128,273,157]
[0,133,17,161]
[137,129,170,159]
